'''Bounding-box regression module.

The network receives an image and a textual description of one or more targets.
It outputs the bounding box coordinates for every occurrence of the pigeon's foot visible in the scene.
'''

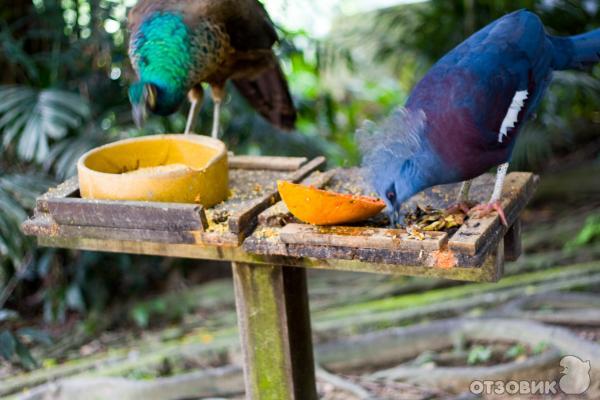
[445,201,476,216]
[469,201,508,227]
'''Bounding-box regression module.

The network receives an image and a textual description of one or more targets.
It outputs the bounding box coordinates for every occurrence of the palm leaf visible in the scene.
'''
[44,127,105,180]
[0,174,50,266]
[0,85,90,163]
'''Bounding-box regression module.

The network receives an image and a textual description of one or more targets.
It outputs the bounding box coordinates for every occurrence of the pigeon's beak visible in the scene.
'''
[132,103,146,129]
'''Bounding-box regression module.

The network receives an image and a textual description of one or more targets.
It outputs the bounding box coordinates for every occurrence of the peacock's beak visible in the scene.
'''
[132,103,147,129]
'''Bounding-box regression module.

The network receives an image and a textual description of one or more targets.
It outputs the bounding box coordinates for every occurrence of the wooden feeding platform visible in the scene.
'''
[246,167,538,280]
[26,155,325,247]
[22,154,538,400]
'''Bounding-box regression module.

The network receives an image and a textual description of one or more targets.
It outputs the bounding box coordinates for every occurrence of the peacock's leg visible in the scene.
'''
[211,84,226,139]
[185,86,204,135]
[470,163,509,226]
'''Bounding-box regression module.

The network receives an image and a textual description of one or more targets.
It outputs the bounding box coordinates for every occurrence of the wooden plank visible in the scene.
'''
[36,235,505,282]
[22,214,198,244]
[258,201,294,227]
[287,156,327,182]
[36,177,79,212]
[232,263,318,400]
[504,219,522,262]
[196,231,245,247]
[228,157,326,234]
[448,173,538,255]
[244,224,505,271]
[246,235,487,269]
[46,198,208,231]
[258,170,336,227]
[279,224,447,252]
[229,155,308,171]
[302,168,337,188]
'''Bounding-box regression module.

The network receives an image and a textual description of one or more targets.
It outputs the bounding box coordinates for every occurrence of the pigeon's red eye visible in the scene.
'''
[387,191,396,201]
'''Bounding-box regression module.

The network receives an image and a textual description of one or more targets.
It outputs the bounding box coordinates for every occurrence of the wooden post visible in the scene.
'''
[232,263,317,400]
[504,219,522,262]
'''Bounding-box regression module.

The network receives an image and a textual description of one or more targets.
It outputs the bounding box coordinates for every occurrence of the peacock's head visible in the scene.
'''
[129,82,157,128]
[128,81,186,127]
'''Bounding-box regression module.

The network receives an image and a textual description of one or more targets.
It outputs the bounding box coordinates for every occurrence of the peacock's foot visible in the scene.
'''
[445,201,476,216]
[469,201,508,227]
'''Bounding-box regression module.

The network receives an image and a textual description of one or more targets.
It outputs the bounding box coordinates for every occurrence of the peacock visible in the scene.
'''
[127,0,296,138]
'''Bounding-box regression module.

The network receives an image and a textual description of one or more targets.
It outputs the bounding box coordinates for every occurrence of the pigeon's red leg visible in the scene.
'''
[445,180,475,214]
[470,201,508,226]
[469,163,510,226]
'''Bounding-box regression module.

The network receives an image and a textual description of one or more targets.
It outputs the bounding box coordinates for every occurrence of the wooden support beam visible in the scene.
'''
[504,219,522,262]
[232,263,317,400]
[36,236,503,282]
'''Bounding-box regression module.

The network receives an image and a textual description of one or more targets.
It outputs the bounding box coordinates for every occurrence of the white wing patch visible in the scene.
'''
[498,90,528,143]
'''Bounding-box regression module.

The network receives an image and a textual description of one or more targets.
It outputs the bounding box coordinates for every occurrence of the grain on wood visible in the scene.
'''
[227,157,326,234]
[279,223,447,252]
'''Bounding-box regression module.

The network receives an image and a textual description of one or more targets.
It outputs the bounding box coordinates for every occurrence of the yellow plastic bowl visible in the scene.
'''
[77,134,228,206]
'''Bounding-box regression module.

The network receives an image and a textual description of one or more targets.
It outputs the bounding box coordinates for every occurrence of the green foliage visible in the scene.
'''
[0,174,49,266]
[0,325,52,370]
[467,344,492,365]
[323,0,600,169]
[504,343,526,360]
[0,0,598,372]
[532,341,549,355]
[0,85,90,162]
[130,299,169,329]
[565,214,600,250]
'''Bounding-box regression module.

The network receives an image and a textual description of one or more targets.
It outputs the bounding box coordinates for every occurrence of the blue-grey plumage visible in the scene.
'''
[360,10,600,226]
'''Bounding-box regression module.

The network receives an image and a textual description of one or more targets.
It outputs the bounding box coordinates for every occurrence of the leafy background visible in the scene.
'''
[0,0,599,369]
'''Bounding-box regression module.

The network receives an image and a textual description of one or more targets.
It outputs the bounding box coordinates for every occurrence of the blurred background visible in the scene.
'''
[0,1,599,398]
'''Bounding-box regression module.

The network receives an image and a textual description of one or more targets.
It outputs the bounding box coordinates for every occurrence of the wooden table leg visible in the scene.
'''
[504,218,522,262]
[232,263,318,400]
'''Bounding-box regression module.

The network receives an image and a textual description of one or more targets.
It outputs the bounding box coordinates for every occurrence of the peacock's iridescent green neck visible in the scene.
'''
[130,12,192,114]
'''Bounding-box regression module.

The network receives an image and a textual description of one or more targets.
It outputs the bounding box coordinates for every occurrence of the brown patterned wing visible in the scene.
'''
[220,0,278,51]
[233,59,297,130]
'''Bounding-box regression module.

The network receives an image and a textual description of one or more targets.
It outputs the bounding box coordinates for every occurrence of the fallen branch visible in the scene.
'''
[488,292,600,325]
[14,365,244,400]
[316,366,372,399]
